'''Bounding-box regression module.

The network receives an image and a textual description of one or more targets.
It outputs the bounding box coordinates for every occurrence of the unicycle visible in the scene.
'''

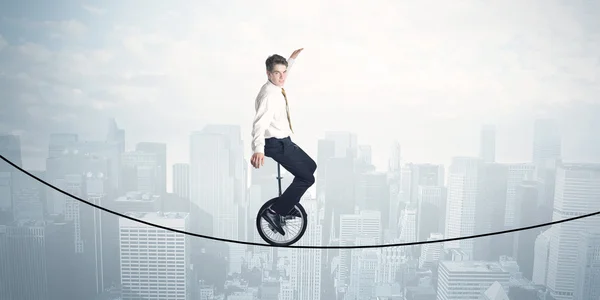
[256,162,308,246]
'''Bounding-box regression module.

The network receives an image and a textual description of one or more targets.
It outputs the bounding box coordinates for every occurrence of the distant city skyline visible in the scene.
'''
[6,115,597,195]
[2,112,600,299]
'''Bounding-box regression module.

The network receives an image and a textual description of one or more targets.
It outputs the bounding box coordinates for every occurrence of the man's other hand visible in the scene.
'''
[251,152,265,168]
[290,48,303,59]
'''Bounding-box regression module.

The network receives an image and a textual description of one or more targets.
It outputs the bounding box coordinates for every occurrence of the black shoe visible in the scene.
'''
[262,209,285,235]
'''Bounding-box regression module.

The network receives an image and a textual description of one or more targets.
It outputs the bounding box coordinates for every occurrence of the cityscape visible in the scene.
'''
[1,1,600,299]
[1,116,599,300]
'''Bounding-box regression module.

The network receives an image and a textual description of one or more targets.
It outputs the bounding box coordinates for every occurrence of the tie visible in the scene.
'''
[281,88,294,133]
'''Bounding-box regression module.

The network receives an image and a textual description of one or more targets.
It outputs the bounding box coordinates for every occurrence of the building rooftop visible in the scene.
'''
[115,191,160,202]
[124,211,188,220]
[559,162,600,171]
[441,261,508,273]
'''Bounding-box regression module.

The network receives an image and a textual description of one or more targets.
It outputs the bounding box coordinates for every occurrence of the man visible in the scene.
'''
[250,48,317,235]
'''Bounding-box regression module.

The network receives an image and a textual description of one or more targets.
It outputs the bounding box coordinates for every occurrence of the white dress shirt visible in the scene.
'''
[251,57,296,154]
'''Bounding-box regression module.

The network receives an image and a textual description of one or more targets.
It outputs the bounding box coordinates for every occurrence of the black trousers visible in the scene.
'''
[264,136,317,214]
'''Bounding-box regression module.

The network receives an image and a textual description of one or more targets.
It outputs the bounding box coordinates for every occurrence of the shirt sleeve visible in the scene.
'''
[251,93,275,154]
[286,57,295,75]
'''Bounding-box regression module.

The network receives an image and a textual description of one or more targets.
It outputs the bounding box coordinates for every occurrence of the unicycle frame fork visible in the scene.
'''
[275,163,294,222]
[277,163,283,197]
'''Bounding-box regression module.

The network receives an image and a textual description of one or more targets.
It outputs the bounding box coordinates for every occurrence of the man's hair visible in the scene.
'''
[265,54,288,73]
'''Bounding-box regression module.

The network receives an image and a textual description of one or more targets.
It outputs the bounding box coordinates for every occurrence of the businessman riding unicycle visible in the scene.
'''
[250,48,316,246]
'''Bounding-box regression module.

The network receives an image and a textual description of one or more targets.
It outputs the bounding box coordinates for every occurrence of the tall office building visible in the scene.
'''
[200,124,246,206]
[189,129,237,239]
[388,140,402,173]
[119,212,190,300]
[479,124,496,163]
[338,211,381,284]
[408,163,445,204]
[0,134,22,171]
[574,231,600,300]
[121,150,159,194]
[81,169,114,294]
[348,245,379,299]
[379,245,405,283]
[48,133,79,159]
[504,163,536,228]
[532,118,561,170]
[135,142,167,195]
[387,141,403,236]
[11,170,44,222]
[479,163,508,260]
[358,144,372,166]
[106,118,125,153]
[399,207,417,244]
[416,186,444,243]
[419,233,444,269]
[533,119,561,227]
[44,218,77,300]
[316,138,335,201]
[323,156,356,243]
[512,180,542,280]
[444,157,483,257]
[0,221,48,300]
[289,199,322,300]
[0,135,22,223]
[546,163,600,300]
[324,131,358,159]
[172,163,189,199]
[354,171,390,230]
[532,229,552,286]
[0,172,11,224]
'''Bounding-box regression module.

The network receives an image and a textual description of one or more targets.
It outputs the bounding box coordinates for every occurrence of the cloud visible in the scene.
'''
[44,19,87,37]
[2,17,87,39]
[82,4,106,16]
[0,35,6,52]
[1,0,600,170]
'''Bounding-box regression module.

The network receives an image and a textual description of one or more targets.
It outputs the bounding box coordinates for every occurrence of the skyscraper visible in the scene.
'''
[290,199,322,300]
[135,142,167,195]
[546,163,600,300]
[0,134,22,171]
[119,212,190,300]
[532,118,561,170]
[444,157,483,257]
[189,129,237,240]
[173,163,190,199]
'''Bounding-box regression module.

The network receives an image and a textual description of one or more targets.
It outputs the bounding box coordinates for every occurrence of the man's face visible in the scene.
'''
[267,63,287,87]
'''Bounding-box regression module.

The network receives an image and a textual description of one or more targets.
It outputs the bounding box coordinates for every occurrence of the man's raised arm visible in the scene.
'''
[285,48,303,77]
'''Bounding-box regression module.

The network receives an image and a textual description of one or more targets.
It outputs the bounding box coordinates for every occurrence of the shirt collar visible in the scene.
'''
[267,79,285,91]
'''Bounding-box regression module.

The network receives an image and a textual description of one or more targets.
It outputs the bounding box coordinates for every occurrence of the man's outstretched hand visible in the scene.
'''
[251,152,265,168]
[290,48,304,59]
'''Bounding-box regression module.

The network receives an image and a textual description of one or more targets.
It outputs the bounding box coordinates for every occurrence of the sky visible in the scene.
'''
[1,0,599,186]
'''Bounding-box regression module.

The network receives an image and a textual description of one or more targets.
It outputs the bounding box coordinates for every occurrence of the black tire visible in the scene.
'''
[256,197,308,246]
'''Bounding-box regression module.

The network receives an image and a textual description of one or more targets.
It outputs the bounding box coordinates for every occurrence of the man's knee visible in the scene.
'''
[310,158,317,174]
[306,174,315,186]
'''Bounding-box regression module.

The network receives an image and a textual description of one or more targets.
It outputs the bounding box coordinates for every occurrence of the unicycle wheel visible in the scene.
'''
[256,197,308,246]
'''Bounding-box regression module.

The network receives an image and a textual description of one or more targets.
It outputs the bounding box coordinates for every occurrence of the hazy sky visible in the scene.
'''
[1,0,599,181]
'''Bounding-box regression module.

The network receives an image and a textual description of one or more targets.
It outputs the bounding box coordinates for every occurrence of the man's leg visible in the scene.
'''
[268,137,317,215]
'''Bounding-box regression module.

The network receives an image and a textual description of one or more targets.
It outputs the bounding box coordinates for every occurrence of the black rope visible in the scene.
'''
[2,155,598,249]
